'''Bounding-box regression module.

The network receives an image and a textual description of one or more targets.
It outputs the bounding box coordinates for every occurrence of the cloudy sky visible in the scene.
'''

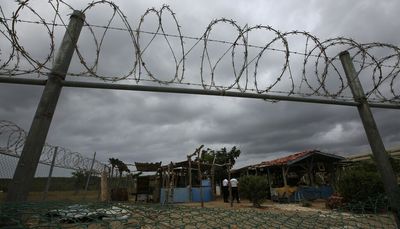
[1,0,399,176]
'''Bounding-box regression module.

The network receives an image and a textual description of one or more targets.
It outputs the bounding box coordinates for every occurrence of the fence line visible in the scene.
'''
[0,120,106,174]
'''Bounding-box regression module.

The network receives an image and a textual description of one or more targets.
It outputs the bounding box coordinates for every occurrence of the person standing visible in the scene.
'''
[230,177,240,203]
[222,178,229,203]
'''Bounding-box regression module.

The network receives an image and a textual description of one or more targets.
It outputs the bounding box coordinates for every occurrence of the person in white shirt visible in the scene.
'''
[230,178,240,203]
[222,178,229,202]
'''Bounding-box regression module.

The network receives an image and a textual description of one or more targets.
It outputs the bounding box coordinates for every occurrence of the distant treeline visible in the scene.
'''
[0,177,100,192]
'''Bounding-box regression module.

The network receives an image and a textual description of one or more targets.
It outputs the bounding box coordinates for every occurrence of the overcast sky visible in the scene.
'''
[1,0,399,175]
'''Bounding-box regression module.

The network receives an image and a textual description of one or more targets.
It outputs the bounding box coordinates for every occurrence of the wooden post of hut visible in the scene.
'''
[307,158,315,186]
[161,169,167,204]
[228,160,233,207]
[267,168,273,201]
[188,145,203,203]
[197,151,204,208]
[100,167,109,201]
[188,155,192,202]
[211,155,216,198]
[161,169,166,190]
[170,163,176,202]
[166,164,171,204]
[282,166,288,187]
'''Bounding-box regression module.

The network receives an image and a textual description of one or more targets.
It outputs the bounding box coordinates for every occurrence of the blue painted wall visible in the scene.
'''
[160,179,213,203]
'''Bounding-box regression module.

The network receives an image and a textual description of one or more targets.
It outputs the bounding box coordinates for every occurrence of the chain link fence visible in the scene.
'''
[0,120,106,201]
[0,201,397,228]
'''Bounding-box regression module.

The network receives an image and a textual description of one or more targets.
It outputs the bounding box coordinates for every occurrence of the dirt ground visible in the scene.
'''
[179,197,328,213]
[1,195,396,228]
[0,191,327,214]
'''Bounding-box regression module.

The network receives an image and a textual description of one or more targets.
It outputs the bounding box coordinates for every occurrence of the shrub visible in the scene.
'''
[337,166,384,203]
[239,175,269,207]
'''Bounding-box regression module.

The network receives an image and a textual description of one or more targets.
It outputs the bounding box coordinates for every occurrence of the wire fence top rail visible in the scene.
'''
[0,120,106,173]
[0,0,399,106]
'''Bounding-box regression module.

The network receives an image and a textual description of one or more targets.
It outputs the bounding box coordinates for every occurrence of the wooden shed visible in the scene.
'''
[131,162,162,202]
[236,150,344,201]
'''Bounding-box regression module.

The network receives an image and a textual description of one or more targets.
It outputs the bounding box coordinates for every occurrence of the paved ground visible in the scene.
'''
[179,198,328,213]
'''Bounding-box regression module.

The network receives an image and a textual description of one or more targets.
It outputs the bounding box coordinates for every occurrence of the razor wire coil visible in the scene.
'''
[0,120,106,174]
[0,1,399,104]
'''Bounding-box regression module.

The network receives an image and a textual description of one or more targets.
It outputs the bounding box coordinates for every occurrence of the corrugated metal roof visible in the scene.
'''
[134,162,162,172]
[255,150,344,168]
[256,151,312,168]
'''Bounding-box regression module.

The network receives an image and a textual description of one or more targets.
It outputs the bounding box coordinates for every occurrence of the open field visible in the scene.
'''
[0,177,100,192]
[0,191,100,202]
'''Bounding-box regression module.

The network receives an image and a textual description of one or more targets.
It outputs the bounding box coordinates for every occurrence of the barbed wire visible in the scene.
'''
[3,16,400,71]
[0,120,106,174]
[0,0,399,104]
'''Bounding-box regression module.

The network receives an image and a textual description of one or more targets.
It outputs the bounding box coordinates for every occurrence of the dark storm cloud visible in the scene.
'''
[1,0,399,173]
[309,0,400,43]
[0,85,42,128]
[197,101,360,149]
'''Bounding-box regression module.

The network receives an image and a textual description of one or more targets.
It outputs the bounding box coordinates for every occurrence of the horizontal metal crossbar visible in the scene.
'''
[1,76,399,109]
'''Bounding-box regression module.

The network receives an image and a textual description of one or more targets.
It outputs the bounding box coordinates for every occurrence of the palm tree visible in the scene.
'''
[109,158,118,178]
[116,160,130,188]
[116,160,129,178]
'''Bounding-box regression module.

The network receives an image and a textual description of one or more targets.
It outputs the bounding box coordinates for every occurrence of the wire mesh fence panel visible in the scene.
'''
[0,153,102,202]
[0,120,106,202]
[0,154,17,193]
[0,202,397,228]
[0,120,106,174]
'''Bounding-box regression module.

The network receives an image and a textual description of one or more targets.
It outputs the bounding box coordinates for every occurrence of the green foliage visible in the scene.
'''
[201,146,241,184]
[109,157,130,178]
[389,157,400,173]
[71,170,86,192]
[337,157,400,204]
[362,155,400,173]
[201,146,241,166]
[71,170,86,182]
[108,158,119,178]
[239,175,269,207]
[108,158,131,188]
[0,182,8,192]
[337,162,385,203]
[116,161,130,178]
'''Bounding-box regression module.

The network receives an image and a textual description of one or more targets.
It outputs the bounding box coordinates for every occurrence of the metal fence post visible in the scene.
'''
[100,166,109,202]
[340,51,400,224]
[42,146,58,200]
[85,152,96,191]
[6,11,85,202]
